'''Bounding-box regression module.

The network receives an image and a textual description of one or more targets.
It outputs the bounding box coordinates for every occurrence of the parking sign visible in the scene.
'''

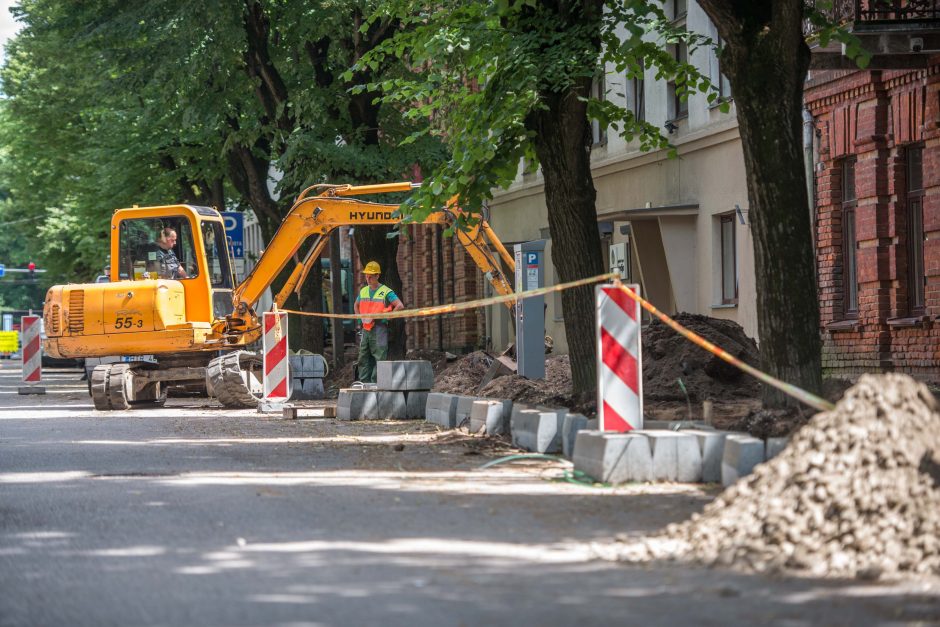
[221,212,244,259]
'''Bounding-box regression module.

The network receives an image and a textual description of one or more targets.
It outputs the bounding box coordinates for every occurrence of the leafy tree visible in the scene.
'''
[358,0,714,398]
[696,0,868,407]
[1,0,445,356]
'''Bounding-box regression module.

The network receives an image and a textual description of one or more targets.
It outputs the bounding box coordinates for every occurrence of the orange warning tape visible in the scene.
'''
[609,279,834,412]
[280,271,620,321]
[281,271,834,412]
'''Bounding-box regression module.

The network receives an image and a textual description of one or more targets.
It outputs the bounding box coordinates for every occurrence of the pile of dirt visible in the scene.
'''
[615,374,940,580]
[479,354,576,408]
[433,351,495,395]
[642,313,761,403]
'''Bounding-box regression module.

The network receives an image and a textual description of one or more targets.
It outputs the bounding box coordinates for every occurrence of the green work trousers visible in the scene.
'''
[357,324,389,383]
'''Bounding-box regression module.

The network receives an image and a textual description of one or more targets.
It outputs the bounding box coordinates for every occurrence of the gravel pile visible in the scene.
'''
[615,374,940,579]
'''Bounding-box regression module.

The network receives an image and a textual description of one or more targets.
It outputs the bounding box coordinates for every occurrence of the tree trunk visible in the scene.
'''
[354,226,407,359]
[526,82,604,398]
[698,0,823,407]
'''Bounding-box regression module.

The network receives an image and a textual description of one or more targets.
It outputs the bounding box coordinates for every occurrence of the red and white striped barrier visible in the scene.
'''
[596,284,643,431]
[262,311,289,400]
[21,315,42,385]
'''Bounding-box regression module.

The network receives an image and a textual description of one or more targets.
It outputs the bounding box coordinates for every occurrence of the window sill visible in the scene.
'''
[710,303,737,309]
[826,319,860,332]
[708,97,733,110]
[886,315,930,329]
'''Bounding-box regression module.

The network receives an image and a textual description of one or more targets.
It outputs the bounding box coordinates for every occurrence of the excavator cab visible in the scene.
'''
[113,210,236,321]
[44,205,236,362]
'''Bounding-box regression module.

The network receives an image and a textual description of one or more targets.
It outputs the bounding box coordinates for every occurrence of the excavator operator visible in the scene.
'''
[354,261,404,383]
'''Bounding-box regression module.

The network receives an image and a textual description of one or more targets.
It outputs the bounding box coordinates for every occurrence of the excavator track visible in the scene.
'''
[206,351,264,408]
[90,363,168,410]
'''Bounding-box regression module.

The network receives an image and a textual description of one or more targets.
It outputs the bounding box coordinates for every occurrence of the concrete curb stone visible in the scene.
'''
[511,408,566,453]
[561,414,598,459]
[572,431,653,484]
[404,391,429,419]
[337,389,378,421]
[425,392,459,428]
[684,429,728,483]
[469,399,513,435]
[722,434,766,486]
[376,360,434,391]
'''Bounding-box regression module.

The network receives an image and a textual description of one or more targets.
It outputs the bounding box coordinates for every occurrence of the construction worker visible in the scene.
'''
[354,261,405,383]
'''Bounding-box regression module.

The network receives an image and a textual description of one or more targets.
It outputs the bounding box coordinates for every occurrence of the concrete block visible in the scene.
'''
[257,399,287,414]
[289,354,327,378]
[722,434,766,486]
[685,429,727,483]
[455,396,485,429]
[638,431,701,482]
[290,377,324,401]
[17,386,46,395]
[404,391,429,419]
[377,360,434,391]
[376,391,407,419]
[469,399,512,435]
[337,389,378,421]
[572,431,653,484]
[765,436,789,461]
[425,392,458,428]
[511,408,566,453]
[562,413,589,460]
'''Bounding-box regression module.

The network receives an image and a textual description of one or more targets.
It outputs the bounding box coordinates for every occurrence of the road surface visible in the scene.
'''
[1,362,937,626]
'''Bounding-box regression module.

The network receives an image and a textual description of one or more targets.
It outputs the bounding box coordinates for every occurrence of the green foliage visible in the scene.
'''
[804,2,873,69]
[0,0,446,284]
[354,0,719,222]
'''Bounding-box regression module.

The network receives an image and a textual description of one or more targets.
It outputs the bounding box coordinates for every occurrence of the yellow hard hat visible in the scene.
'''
[363,261,381,274]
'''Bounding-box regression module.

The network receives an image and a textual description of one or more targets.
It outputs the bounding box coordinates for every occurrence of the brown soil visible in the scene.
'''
[642,313,761,403]
[616,374,940,580]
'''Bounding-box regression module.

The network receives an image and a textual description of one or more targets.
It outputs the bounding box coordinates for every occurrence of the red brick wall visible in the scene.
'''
[807,63,940,382]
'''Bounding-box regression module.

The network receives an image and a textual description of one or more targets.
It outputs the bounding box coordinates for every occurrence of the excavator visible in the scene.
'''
[42,182,516,410]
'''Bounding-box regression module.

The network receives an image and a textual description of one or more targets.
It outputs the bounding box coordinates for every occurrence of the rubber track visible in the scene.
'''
[206,351,262,408]
[90,364,112,410]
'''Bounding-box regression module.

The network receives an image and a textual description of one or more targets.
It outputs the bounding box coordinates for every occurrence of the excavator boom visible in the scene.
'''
[229,183,515,344]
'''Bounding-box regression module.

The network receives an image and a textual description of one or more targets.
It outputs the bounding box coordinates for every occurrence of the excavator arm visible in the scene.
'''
[225,182,515,342]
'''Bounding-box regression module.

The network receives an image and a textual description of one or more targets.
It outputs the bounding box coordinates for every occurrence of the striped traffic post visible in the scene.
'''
[262,310,290,405]
[19,315,46,395]
[595,283,642,431]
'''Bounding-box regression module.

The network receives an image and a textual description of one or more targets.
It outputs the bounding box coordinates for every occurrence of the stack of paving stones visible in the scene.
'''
[289,354,327,400]
[571,419,791,486]
[336,360,432,420]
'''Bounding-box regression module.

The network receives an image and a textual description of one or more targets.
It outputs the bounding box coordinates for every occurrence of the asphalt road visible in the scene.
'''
[1,361,938,626]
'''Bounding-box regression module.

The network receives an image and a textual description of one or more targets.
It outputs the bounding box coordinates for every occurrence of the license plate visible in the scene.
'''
[121,355,157,364]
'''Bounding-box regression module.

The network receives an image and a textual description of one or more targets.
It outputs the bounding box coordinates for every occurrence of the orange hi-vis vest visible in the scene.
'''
[358,284,393,331]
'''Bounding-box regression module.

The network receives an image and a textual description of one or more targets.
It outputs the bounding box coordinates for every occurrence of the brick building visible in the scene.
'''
[396,225,485,353]
[806,64,940,381]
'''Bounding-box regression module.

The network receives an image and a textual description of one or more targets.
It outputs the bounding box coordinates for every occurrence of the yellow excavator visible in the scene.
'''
[42,181,516,410]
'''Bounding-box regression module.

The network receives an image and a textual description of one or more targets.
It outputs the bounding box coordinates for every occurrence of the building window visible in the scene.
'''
[841,157,858,319]
[627,62,645,123]
[668,43,689,120]
[719,214,737,304]
[671,0,687,20]
[906,145,926,314]
[591,75,607,146]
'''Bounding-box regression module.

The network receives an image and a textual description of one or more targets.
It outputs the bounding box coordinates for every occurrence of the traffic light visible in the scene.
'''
[27,262,36,281]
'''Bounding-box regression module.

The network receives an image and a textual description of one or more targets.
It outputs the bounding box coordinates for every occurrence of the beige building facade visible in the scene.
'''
[485,1,755,355]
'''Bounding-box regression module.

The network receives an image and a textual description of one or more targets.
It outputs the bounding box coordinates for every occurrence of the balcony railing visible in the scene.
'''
[857,0,940,22]
[806,0,940,36]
